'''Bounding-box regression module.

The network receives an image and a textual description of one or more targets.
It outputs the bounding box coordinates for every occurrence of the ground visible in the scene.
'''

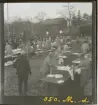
[4,54,48,96]
[4,41,82,96]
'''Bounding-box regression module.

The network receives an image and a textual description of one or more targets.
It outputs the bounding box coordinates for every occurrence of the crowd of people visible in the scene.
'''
[5,35,92,57]
[5,36,66,53]
[5,35,92,102]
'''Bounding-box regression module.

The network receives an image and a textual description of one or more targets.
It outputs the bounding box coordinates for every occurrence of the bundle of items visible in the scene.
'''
[57,66,71,71]
[5,61,14,67]
[47,74,63,78]
[12,48,22,55]
[72,60,80,64]
[46,74,64,84]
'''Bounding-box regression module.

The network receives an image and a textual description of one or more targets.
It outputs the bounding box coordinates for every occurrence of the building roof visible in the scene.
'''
[80,23,92,28]
[40,18,67,25]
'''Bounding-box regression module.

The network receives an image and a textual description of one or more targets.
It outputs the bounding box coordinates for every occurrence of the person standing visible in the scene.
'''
[26,41,32,58]
[40,52,53,76]
[5,42,13,56]
[60,38,64,45]
[21,42,27,53]
[78,55,92,99]
[48,37,52,49]
[63,43,69,52]
[40,49,57,76]
[88,38,92,51]
[11,38,18,49]
[44,39,49,50]
[42,40,45,50]
[13,51,31,95]
[81,40,90,54]
[56,37,60,47]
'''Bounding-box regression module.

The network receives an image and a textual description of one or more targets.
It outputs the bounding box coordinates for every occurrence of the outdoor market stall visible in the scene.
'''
[4,47,54,67]
[39,47,84,96]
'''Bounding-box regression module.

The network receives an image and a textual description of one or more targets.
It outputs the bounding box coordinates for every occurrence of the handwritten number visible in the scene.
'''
[44,97,48,101]
[48,97,54,102]
[54,98,58,102]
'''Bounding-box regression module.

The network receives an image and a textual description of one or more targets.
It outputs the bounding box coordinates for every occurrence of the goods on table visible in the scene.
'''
[59,56,67,58]
[4,48,22,67]
[5,61,13,66]
[63,51,71,53]
[72,53,81,56]
[84,54,92,61]
[39,51,44,53]
[47,74,54,78]
[12,55,18,58]
[57,80,64,84]
[55,74,63,78]
[58,57,63,64]
[75,68,81,74]
[12,48,22,55]
[47,74,63,78]
[68,69,74,80]
[57,66,71,71]
[5,55,12,59]
[57,65,74,80]
[72,60,80,64]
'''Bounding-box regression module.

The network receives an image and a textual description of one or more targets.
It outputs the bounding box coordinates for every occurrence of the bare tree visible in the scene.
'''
[82,13,91,20]
[57,3,75,35]
[34,12,47,23]
[57,3,75,26]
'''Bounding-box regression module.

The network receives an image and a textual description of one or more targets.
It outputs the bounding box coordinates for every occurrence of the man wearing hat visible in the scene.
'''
[13,51,31,95]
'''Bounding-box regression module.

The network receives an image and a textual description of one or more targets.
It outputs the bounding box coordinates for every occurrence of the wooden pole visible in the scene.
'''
[0,3,4,104]
[64,3,72,35]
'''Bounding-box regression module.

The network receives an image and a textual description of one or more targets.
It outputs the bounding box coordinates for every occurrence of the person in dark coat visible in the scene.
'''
[13,51,31,95]
[12,40,18,49]
[78,54,92,100]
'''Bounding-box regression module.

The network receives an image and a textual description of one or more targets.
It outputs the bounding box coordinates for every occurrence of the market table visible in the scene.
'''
[4,48,52,67]
[40,74,70,96]
[63,54,79,66]
[72,60,80,64]
[40,65,73,96]
[50,66,83,98]
[4,48,22,62]
[51,66,72,79]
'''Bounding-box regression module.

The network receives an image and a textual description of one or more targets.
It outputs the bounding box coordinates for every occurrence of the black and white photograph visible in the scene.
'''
[3,2,94,102]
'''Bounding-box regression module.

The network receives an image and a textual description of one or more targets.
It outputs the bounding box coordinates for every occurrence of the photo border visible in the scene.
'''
[0,0,97,104]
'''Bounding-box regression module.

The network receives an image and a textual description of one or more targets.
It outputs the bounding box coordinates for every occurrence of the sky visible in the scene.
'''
[4,3,92,22]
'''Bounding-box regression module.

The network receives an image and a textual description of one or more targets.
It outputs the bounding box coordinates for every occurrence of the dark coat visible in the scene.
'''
[13,55,31,76]
[79,59,91,88]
